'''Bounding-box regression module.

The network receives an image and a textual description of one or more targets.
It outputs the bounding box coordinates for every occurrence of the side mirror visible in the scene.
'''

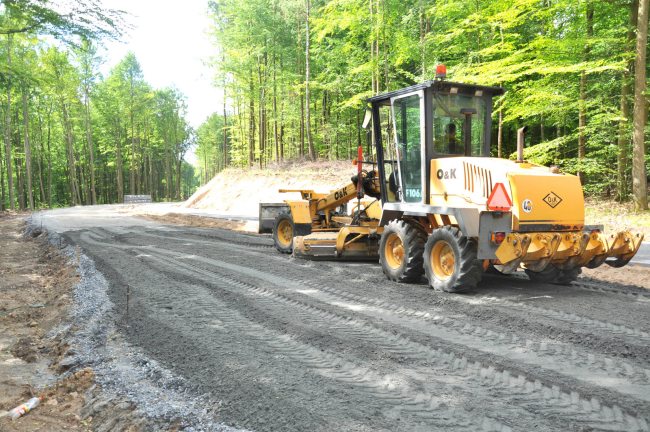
[361,107,372,130]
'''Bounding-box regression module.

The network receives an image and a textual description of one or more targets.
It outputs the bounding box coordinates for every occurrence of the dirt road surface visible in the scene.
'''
[35,206,650,431]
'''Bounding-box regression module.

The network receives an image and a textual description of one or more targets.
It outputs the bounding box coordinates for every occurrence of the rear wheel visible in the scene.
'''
[424,226,483,293]
[379,220,426,283]
[524,265,581,285]
[605,256,632,268]
[272,213,294,254]
[485,263,512,276]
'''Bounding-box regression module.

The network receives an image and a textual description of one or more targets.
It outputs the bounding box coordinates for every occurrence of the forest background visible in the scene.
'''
[1,0,650,212]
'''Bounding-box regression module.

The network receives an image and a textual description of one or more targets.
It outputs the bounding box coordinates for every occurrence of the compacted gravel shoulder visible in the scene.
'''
[34,206,650,431]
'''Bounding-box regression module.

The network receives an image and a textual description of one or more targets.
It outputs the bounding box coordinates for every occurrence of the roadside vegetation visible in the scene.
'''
[196,0,650,213]
[0,0,199,212]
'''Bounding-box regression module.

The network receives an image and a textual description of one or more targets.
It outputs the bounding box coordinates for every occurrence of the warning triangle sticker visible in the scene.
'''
[487,183,512,211]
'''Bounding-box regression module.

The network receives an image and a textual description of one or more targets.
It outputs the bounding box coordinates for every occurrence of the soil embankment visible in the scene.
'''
[0,213,93,431]
[183,160,356,214]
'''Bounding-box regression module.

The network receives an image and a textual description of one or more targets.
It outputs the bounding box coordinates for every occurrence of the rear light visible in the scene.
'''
[491,232,506,245]
[591,229,600,234]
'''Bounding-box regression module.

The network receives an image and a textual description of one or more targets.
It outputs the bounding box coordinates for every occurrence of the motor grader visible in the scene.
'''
[262,66,644,292]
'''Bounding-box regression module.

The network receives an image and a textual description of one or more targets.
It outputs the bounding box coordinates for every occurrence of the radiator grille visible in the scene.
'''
[463,162,493,199]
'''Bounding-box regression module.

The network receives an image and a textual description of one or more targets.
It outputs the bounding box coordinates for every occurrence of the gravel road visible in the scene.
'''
[36,206,650,431]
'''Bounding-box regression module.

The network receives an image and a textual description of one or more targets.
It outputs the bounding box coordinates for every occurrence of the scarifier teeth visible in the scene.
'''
[495,230,643,269]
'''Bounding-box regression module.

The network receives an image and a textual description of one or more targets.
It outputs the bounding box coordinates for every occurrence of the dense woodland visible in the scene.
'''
[2,0,649,211]
[196,0,650,210]
[0,0,198,211]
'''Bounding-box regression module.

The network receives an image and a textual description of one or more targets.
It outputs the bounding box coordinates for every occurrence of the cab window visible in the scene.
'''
[433,94,487,156]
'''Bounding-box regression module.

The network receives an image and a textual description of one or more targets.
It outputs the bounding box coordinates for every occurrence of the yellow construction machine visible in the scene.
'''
[262,66,644,292]
[264,147,385,260]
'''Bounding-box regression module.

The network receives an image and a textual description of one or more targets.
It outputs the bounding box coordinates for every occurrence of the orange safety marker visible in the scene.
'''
[357,146,363,173]
[487,183,512,211]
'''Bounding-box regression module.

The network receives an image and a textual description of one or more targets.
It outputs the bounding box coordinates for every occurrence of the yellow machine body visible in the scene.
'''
[278,170,384,260]
[265,79,643,278]
[430,157,585,231]
[428,157,643,270]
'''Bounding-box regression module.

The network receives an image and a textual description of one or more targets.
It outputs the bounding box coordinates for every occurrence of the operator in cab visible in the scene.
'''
[434,123,462,154]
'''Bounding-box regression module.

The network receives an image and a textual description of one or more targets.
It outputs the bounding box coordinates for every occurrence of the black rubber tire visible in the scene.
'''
[379,219,426,283]
[605,256,632,268]
[272,213,294,254]
[423,226,483,293]
[525,265,581,285]
[485,263,512,276]
[554,267,582,285]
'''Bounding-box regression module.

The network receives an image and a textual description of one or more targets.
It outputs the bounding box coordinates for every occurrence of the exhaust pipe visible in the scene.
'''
[516,126,528,163]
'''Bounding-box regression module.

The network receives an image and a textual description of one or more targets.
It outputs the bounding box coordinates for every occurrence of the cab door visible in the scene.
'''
[391,91,425,203]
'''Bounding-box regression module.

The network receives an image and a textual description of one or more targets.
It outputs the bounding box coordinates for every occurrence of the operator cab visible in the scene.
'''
[367,74,505,205]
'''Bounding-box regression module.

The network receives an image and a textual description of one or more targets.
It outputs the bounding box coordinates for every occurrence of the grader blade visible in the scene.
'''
[293,229,380,261]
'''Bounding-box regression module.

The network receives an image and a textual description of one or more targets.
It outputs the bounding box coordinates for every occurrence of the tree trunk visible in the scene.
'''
[617,0,638,201]
[35,116,46,204]
[21,83,33,210]
[78,147,89,205]
[149,151,154,199]
[273,54,279,162]
[163,127,170,201]
[249,76,255,166]
[305,0,315,160]
[577,3,593,185]
[497,26,505,158]
[136,125,142,194]
[61,100,78,206]
[632,0,649,210]
[116,118,124,203]
[383,0,389,91]
[15,154,24,210]
[84,87,97,204]
[46,111,52,209]
[223,66,228,169]
[298,17,305,157]
[4,35,14,210]
[0,150,5,211]
[176,158,182,200]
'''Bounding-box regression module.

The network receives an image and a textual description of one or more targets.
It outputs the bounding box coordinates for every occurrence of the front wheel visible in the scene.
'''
[379,220,426,283]
[524,265,581,285]
[424,226,483,293]
[272,213,294,254]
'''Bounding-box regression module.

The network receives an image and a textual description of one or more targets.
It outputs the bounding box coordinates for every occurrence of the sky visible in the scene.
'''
[99,0,222,165]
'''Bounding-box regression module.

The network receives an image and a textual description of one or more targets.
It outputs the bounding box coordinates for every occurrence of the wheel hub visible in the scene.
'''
[278,220,293,245]
[385,233,404,269]
[431,240,455,280]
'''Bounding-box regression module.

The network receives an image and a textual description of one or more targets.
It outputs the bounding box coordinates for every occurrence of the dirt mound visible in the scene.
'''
[10,337,39,363]
[183,159,357,214]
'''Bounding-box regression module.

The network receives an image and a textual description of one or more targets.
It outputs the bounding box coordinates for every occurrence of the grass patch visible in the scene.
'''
[585,196,650,239]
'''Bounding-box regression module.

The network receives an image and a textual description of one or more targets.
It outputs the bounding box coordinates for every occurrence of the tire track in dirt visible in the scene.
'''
[149,245,650,403]
[134,263,495,431]
[470,296,650,343]
[504,272,650,302]
[137,245,649,431]
[80,231,650,401]
[142,252,577,431]
[77,229,650,430]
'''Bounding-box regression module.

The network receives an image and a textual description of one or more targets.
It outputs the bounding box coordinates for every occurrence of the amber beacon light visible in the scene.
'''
[435,65,447,80]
